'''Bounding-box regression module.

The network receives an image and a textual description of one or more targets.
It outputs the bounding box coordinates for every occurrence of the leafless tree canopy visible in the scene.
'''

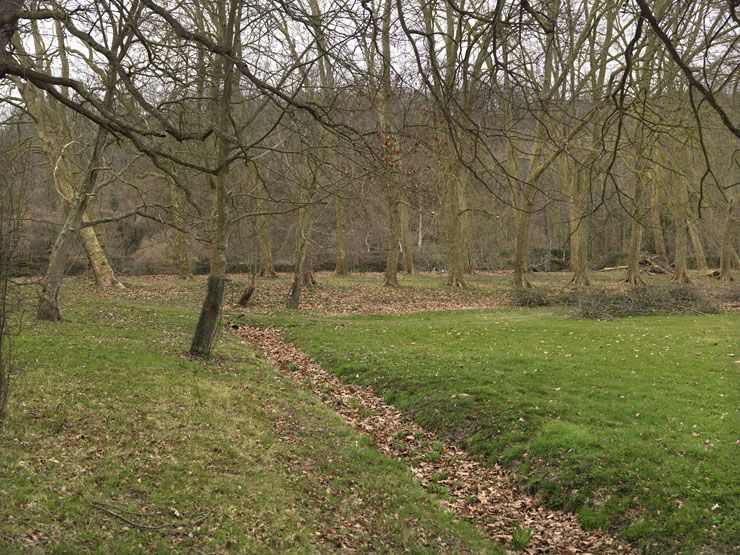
[0,0,737,354]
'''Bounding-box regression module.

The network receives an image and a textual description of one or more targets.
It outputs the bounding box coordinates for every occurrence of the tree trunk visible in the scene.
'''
[383,189,400,287]
[170,179,193,279]
[79,216,123,287]
[399,195,414,274]
[256,205,276,277]
[444,172,465,287]
[686,218,708,272]
[649,182,669,266]
[190,172,229,357]
[286,195,314,309]
[513,201,532,288]
[672,218,691,284]
[625,177,646,285]
[37,118,110,321]
[15,37,122,289]
[335,196,350,275]
[565,166,590,286]
[458,180,473,274]
[719,196,736,281]
[189,10,236,357]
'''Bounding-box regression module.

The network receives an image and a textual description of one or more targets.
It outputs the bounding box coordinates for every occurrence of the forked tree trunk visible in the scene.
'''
[383,189,401,287]
[399,196,414,274]
[335,196,350,275]
[38,110,111,321]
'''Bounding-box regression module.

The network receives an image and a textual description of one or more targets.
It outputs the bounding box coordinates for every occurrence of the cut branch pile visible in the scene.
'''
[235,325,639,554]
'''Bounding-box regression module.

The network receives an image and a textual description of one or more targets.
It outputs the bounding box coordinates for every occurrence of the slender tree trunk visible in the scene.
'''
[513,202,533,288]
[286,201,313,308]
[565,166,590,286]
[458,180,473,274]
[15,33,122,289]
[383,189,400,287]
[625,177,646,285]
[399,195,414,274]
[443,170,465,287]
[189,5,237,357]
[256,199,276,278]
[672,217,691,284]
[170,179,193,279]
[686,218,708,272]
[190,171,229,356]
[719,196,736,281]
[650,182,669,266]
[335,196,350,275]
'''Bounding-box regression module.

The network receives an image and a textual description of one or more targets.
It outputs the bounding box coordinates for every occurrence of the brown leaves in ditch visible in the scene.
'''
[236,325,639,554]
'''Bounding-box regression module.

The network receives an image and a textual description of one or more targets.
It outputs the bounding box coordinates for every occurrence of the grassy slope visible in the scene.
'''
[260,308,740,552]
[1,286,501,553]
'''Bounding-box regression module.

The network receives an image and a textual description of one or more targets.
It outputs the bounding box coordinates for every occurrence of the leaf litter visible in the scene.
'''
[235,325,639,554]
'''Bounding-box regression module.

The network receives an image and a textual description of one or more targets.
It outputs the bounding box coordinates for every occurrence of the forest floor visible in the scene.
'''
[82,269,740,315]
[3,271,738,553]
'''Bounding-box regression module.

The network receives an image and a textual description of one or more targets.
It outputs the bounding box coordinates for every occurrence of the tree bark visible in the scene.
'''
[444,167,465,287]
[399,195,414,274]
[256,198,276,278]
[189,3,237,357]
[170,179,193,279]
[686,217,708,272]
[334,195,350,275]
[190,169,229,356]
[672,218,691,284]
[649,182,669,266]
[513,202,533,288]
[719,196,736,281]
[38,123,110,320]
[563,161,590,286]
[286,201,313,309]
[458,180,473,274]
[383,188,400,287]
[625,177,646,286]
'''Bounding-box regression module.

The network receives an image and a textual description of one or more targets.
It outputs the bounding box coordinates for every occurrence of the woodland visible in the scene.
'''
[0,0,738,553]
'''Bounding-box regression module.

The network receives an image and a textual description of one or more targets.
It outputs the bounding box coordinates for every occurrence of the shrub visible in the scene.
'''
[571,284,720,319]
[509,288,550,307]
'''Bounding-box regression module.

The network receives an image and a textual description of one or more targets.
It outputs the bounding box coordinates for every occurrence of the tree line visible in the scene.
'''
[0,0,737,356]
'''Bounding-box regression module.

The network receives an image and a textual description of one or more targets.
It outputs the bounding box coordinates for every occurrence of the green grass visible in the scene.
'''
[1,286,502,553]
[256,308,740,553]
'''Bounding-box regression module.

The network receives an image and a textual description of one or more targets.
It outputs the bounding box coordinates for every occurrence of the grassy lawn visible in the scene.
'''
[1,285,502,553]
[258,308,740,553]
